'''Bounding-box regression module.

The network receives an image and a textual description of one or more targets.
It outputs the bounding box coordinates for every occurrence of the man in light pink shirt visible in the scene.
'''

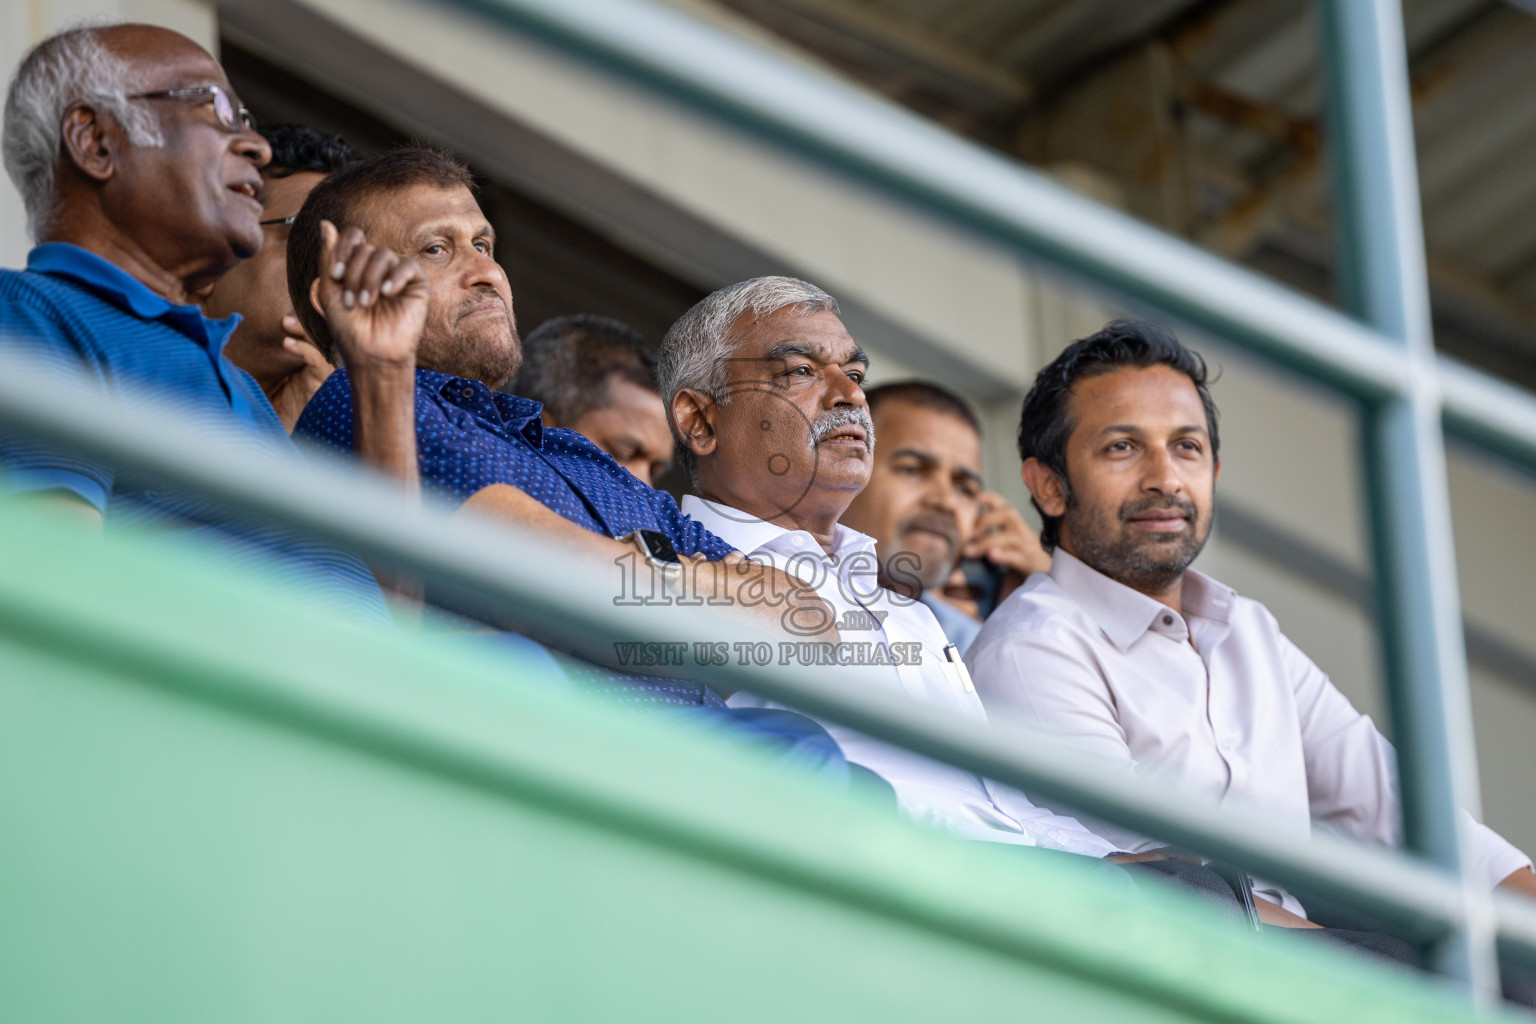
[968,320,1536,967]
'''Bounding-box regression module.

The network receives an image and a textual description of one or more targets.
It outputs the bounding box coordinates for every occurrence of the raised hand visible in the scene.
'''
[303,219,424,500]
[312,219,428,371]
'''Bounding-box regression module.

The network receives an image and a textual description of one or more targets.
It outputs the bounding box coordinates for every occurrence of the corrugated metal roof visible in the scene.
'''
[714,0,1536,387]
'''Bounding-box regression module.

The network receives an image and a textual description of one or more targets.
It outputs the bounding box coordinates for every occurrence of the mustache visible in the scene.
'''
[1118,495,1199,523]
[807,406,875,452]
[454,289,508,321]
[899,510,959,551]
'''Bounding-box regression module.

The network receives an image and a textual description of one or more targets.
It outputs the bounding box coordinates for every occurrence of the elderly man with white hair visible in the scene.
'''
[661,275,1124,854]
[0,23,422,619]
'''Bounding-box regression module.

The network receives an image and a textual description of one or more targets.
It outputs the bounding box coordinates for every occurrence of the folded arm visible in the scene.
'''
[1286,627,1534,889]
[455,483,839,690]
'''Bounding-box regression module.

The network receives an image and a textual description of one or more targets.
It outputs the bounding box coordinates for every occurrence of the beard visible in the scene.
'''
[420,299,521,388]
[1065,493,1211,594]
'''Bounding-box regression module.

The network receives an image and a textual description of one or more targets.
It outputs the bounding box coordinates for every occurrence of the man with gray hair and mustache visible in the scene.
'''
[662,275,1124,855]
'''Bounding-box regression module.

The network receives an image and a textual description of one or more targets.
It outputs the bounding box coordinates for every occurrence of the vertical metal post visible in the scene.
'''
[1320,0,1497,997]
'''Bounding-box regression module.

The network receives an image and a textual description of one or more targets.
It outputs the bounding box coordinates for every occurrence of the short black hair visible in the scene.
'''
[864,380,980,435]
[259,123,359,178]
[288,147,475,360]
[1017,319,1219,551]
[510,314,658,423]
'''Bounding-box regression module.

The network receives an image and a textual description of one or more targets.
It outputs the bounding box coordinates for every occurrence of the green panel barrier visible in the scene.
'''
[0,502,1508,1022]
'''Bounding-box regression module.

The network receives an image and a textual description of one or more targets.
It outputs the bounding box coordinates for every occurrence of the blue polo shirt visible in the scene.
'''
[0,242,389,623]
[295,367,736,560]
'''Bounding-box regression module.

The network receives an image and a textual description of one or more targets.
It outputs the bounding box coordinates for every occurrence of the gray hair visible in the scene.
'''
[658,275,840,487]
[3,23,164,241]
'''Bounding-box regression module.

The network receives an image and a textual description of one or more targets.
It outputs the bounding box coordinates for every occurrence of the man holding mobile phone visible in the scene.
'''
[841,381,1050,654]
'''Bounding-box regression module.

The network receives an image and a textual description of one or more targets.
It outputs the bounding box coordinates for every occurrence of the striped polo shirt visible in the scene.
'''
[0,242,388,624]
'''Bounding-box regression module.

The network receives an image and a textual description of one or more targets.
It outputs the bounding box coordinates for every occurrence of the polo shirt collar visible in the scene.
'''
[680,495,874,563]
[27,242,241,352]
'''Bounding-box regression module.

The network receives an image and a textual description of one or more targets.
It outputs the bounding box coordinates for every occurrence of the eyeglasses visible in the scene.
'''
[259,215,296,227]
[126,84,255,133]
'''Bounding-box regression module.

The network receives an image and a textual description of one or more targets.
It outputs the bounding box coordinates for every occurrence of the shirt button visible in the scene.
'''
[461,388,474,399]
[1162,614,1174,626]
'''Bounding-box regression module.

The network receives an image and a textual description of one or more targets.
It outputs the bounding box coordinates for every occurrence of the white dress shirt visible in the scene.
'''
[681,496,1118,857]
[967,548,1530,909]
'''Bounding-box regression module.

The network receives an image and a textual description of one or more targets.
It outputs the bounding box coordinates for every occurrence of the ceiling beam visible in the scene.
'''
[713,0,1031,109]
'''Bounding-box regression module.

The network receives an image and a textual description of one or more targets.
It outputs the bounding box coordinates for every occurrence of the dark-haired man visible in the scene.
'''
[968,319,1536,924]
[0,25,419,622]
[841,381,1049,655]
[291,149,839,703]
[511,314,673,486]
[201,123,359,430]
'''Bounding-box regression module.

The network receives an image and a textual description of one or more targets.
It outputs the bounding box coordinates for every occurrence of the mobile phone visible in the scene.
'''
[958,557,1007,619]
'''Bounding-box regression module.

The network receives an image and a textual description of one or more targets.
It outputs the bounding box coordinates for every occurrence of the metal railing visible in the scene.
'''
[429,0,1535,999]
[5,355,1536,985]
[1323,0,1490,989]
[4,0,1535,1005]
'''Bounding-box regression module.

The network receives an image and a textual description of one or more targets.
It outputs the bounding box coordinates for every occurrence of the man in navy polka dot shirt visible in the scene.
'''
[291,152,725,560]
[291,150,841,693]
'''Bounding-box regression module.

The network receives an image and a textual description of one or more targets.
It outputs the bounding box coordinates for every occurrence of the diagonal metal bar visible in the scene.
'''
[1438,357,1536,472]
[412,0,1536,993]
[433,0,1536,476]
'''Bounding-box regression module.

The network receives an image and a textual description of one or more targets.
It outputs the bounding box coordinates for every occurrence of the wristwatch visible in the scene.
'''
[619,529,684,583]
